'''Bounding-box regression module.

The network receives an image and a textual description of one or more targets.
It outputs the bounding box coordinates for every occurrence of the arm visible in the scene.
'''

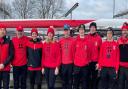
[3,40,14,66]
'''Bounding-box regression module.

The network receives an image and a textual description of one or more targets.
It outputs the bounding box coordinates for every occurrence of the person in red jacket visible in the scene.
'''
[98,27,119,89]
[26,28,42,89]
[59,24,75,89]
[12,26,29,89]
[118,23,128,89]
[86,22,102,89]
[73,24,89,89]
[0,25,14,89]
[41,27,61,89]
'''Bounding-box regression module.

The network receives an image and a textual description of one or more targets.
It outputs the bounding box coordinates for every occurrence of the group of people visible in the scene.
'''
[0,22,128,89]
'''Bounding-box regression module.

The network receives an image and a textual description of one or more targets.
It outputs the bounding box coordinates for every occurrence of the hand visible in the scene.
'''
[0,64,4,70]
[55,67,59,75]
[116,70,118,74]
[41,68,45,74]
[96,64,99,70]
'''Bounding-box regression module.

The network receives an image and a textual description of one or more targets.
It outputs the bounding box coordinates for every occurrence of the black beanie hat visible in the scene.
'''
[89,22,97,29]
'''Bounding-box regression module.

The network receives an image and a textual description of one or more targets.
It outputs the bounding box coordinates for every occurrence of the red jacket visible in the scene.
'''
[118,37,128,68]
[86,33,102,62]
[59,37,75,64]
[98,40,119,71]
[74,35,89,67]
[0,36,14,71]
[42,41,61,68]
[12,36,29,66]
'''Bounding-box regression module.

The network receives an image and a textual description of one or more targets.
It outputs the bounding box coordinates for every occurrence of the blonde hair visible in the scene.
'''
[45,36,56,43]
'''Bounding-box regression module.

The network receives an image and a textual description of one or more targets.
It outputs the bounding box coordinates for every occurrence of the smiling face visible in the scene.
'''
[107,30,113,40]
[16,30,24,38]
[122,30,128,38]
[64,30,70,37]
[90,26,96,34]
[31,32,38,40]
[0,28,6,38]
[79,28,85,36]
[48,32,54,40]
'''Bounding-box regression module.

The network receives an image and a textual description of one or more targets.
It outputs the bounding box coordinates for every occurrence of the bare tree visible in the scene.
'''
[37,0,64,19]
[0,0,12,19]
[2,0,65,19]
[50,0,64,18]
[12,0,36,19]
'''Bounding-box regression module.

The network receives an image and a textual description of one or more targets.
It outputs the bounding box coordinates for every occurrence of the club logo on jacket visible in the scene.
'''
[95,42,98,46]
[113,46,116,50]
[64,43,69,56]
[19,44,23,48]
[106,46,112,59]
[84,45,87,50]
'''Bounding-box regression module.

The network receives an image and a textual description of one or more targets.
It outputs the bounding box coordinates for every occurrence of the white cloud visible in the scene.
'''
[65,0,127,19]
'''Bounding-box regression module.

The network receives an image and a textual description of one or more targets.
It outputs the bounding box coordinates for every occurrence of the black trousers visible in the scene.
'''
[28,70,42,89]
[0,71,10,89]
[88,62,99,89]
[73,65,89,89]
[61,64,73,89]
[118,66,128,89]
[13,65,27,89]
[98,67,116,89]
[44,67,56,89]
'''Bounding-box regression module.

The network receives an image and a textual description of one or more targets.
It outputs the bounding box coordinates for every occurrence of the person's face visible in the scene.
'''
[48,32,53,40]
[122,30,128,37]
[107,31,113,40]
[16,30,24,38]
[31,32,38,40]
[64,30,70,37]
[0,28,6,38]
[79,28,85,36]
[90,26,96,34]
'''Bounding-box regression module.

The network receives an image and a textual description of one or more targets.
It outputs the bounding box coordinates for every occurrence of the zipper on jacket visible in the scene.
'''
[0,44,2,63]
[34,44,36,50]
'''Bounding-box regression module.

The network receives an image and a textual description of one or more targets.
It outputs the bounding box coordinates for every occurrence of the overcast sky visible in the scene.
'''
[7,0,128,19]
[65,0,128,19]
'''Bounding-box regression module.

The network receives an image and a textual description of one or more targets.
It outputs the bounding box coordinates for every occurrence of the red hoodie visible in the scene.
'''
[98,40,119,71]
[118,37,128,68]
[86,33,102,62]
[59,37,75,64]
[74,35,89,67]
[42,41,61,68]
[12,36,29,66]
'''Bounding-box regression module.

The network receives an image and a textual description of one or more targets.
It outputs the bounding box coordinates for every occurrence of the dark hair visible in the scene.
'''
[123,22,128,26]
[106,27,114,35]
[78,24,85,32]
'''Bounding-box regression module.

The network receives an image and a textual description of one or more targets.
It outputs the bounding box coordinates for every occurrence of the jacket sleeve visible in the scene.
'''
[72,39,77,60]
[115,43,120,71]
[58,40,62,64]
[41,43,45,68]
[98,37,102,60]
[3,40,14,67]
[98,43,103,69]
[71,39,76,61]
[56,43,61,67]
